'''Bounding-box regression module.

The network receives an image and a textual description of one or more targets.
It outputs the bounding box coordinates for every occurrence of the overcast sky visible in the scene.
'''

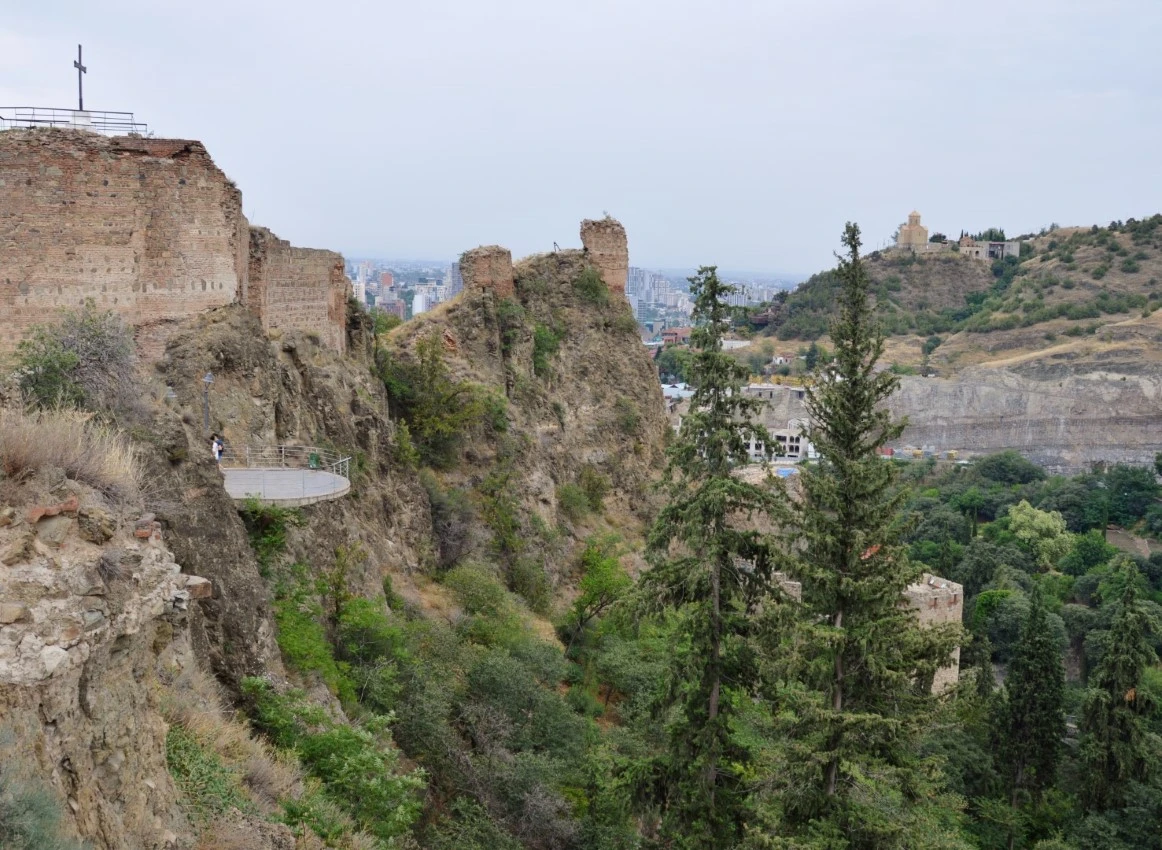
[3,1,1161,275]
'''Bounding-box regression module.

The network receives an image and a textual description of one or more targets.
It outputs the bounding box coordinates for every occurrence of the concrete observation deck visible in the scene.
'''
[221,446,352,507]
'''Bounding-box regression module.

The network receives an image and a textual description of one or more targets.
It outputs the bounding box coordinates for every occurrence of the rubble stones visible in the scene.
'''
[78,507,116,544]
[35,515,73,547]
[0,603,30,624]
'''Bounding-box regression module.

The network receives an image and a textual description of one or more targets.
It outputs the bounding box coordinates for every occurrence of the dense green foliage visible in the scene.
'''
[377,330,493,467]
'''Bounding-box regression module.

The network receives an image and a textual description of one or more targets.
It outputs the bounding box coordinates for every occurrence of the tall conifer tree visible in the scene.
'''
[1078,560,1159,811]
[749,224,962,847]
[637,266,785,847]
[994,584,1065,829]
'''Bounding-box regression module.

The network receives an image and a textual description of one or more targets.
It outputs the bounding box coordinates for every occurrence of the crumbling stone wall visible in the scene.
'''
[0,129,247,356]
[906,574,963,692]
[459,245,514,298]
[246,227,347,353]
[581,217,628,294]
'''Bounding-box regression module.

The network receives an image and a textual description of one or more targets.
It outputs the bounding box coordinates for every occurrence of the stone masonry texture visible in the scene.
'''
[0,128,348,357]
[459,245,514,298]
[247,227,347,354]
[580,217,628,294]
[905,575,964,693]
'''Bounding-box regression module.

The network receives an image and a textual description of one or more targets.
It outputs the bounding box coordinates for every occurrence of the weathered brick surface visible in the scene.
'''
[247,227,347,353]
[459,245,514,298]
[580,217,628,294]
[0,129,246,355]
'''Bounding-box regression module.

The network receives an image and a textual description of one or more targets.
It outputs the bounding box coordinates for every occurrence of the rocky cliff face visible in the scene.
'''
[0,467,219,848]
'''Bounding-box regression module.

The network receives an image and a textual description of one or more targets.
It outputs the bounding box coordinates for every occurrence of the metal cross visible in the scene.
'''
[74,44,86,111]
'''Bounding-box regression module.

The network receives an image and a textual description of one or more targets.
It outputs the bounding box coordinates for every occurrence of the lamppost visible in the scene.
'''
[202,372,214,434]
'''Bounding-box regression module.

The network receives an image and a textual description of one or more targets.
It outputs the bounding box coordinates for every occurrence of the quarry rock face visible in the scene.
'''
[0,128,348,357]
[580,217,628,294]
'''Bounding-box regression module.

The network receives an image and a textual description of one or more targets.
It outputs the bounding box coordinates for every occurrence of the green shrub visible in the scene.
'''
[496,299,525,358]
[272,568,355,704]
[378,331,487,468]
[444,565,511,618]
[533,323,564,377]
[578,465,610,513]
[478,465,522,559]
[422,472,478,571]
[509,556,552,615]
[1120,258,1140,274]
[613,397,641,435]
[166,725,251,821]
[557,483,590,523]
[425,799,523,850]
[0,764,86,850]
[238,498,302,576]
[573,266,609,306]
[15,300,136,413]
[1091,265,1108,280]
[566,684,605,717]
[242,679,424,842]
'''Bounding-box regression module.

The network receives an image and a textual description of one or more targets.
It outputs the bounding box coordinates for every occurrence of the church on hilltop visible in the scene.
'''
[893,210,1022,261]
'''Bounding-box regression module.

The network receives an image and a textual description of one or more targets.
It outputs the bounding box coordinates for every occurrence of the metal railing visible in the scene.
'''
[0,106,149,135]
[220,445,352,481]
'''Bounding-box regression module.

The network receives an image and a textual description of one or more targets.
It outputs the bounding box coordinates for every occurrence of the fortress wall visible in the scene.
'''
[247,227,347,353]
[0,130,245,355]
[580,217,627,294]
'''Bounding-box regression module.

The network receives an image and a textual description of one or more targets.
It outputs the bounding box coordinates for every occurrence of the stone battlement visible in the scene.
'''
[905,574,963,692]
[0,128,348,356]
[460,218,630,301]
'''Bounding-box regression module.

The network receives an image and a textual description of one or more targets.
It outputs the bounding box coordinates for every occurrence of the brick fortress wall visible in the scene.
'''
[0,130,248,357]
[247,227,347,354]
[0,129,347,357]
[459,246,514,298]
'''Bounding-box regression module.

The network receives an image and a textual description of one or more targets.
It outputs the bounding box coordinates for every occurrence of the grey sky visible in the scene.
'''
[3,1,1161,275]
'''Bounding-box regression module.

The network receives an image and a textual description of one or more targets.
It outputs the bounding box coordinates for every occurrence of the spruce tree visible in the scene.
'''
[1078,560,1159,811]
[636,266,785,847]
[994,584,1065,812]
[750,223,963,847]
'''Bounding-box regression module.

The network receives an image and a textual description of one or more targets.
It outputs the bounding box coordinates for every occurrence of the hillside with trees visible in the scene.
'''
[762,216,1162,375]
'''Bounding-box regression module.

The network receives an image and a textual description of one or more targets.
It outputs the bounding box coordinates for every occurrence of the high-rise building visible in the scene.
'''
[380,270,394,289]
[447,261,463,297]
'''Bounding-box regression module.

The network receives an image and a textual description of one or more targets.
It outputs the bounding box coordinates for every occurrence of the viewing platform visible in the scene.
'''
[220,446,352,507]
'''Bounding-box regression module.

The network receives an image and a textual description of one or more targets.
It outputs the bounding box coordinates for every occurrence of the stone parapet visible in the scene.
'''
[580,217,628,294]
[460,245,514,298]
[247,227,347,353]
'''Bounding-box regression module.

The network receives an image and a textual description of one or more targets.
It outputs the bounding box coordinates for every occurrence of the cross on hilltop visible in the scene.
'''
[73,44,86,111]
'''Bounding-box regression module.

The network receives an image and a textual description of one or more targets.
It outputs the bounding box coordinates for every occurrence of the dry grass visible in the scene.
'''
[157,665,303,814]
[0,407,141,502]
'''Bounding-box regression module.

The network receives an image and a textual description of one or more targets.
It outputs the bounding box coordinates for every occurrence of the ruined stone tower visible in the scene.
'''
[458,245,515,298]
[580,217,628,294]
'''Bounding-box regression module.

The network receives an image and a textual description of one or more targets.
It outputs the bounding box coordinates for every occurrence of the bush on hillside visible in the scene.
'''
[0,763,85,850]
[15,300,137,414]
